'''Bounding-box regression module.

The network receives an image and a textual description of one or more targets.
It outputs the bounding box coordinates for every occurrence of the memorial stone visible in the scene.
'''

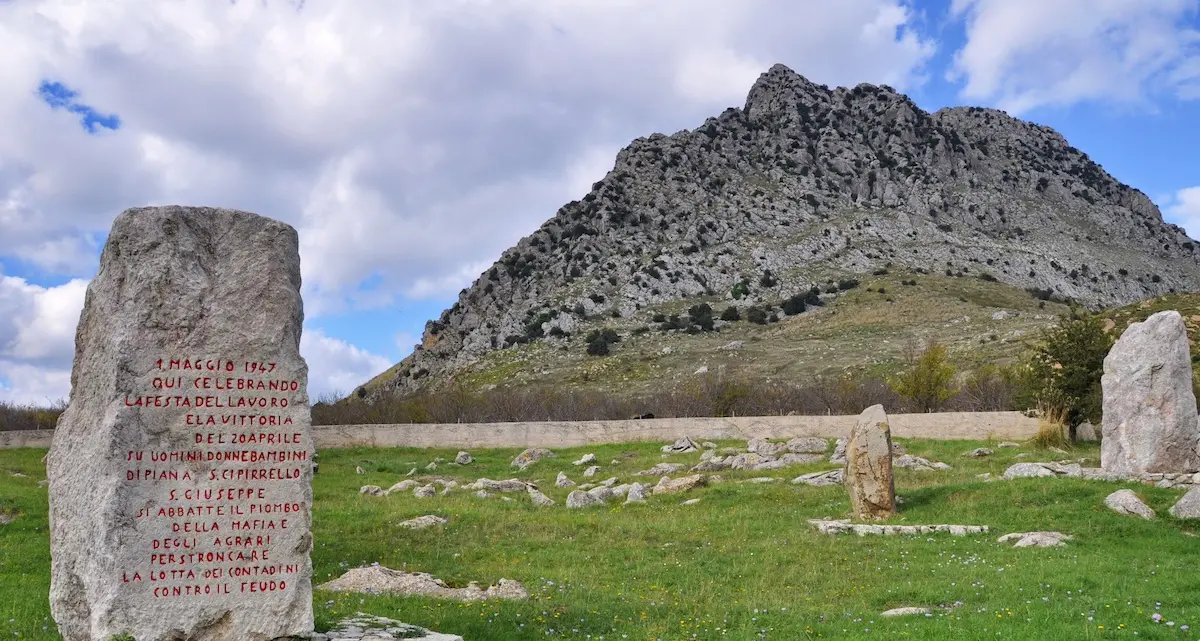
[47,206,314,641]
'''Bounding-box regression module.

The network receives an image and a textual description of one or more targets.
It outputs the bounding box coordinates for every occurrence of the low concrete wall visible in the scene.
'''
[0,429,54,449]
[0,412,1039,451]
[311,411,1038,449]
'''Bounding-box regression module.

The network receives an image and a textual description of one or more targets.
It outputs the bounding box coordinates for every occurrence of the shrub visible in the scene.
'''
[586,338,610,356]
[872,268,889,276]
[1015,306,1114,433]
[888,340,957,412]
[720,306,741,322]
[731,280,751,299]
[759,271,778,287]
[746,306,768,324]
[652,312,666,323]
[781,294,807,316]
[837,278,860,291]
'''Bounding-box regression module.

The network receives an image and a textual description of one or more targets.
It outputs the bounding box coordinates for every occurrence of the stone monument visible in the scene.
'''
[844,404,896,520]
[1100,310,1200,475]
[47,206,314,641]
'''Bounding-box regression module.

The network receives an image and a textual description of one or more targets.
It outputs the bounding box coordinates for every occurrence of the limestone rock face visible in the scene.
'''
[1101,311,1200,475]
[844,405,896,520]
[47,206,313,641]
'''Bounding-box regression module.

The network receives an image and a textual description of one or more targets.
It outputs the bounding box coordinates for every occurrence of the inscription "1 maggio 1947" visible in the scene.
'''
[120,356,309,599]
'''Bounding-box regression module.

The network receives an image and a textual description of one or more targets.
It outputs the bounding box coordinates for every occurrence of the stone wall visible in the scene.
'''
[1,411,1037,450]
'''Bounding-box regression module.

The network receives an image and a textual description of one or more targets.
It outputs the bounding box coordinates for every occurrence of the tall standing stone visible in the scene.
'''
[1100,310,1200,475]
[844,404,896,520]
[48,206,314,641]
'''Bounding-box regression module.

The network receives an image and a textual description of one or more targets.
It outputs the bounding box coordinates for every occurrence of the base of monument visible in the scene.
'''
[306,613,464,641]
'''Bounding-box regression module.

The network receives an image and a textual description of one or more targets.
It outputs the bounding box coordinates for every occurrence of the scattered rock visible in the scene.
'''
[636,463,687,476]
[512,448,556,469]
[624,483,649,504]
[360,485,385,496]
[1003,463,1056,479]
[694,366,709,375]
[387,480,419,494]
[691,459,731,472]
[474,490,492,499]
[355,466,365,475]
[809,520,987,536]
[752,453,825,470]
[997,532,1073,548]
[555,471,575,488]
[527,487,555,507]
[398,515,448,530]
[745,477,778,483]
[700,449,716,462]
[464,478,529,493]
[966,448,994,458]
[720,341,744,350]
[1105,489,1156,520]
[662,437,700,454]
[830,438,848,464]
[1169,487,1200,518]
[424,462,438,471]
[747,438,788,459]
[786,437,829,454]
[1101,310,1200,475]
[680,498,702,506]
[573,453,597,466]
[991,310,1017,320]
[405,468,417,477]
[8,472,28,478]
[583,465,601,478]
[317,566,528,601]
[1075,422,1098,442]
[701,441,718,449]
[997,442,1021,448]
[599,477,620,487]
[413,485,435,499]
[455,451,473,465]
[791,469,845,487]
[318,613,463,641]
[726,453,766,470]
[881,607,931,617]
[610,484,631,496]
[0,512,15,525]
[653,474,707,495]
[894,454,949,471]
[566,490,606,508]
[587,486,615,502]
[845,405,896,520]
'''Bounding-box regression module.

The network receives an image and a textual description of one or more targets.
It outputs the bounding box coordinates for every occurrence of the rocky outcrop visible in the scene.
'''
[845,405,896,519]
[318,566,528,601]
[1101,311,1200,475]
[997,532,1073,548]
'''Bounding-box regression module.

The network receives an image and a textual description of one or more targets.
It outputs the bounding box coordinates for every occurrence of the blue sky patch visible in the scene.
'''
[37,80,122,133]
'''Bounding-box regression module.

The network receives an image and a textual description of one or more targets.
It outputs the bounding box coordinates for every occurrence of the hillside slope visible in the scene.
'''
[375,63,1200,397]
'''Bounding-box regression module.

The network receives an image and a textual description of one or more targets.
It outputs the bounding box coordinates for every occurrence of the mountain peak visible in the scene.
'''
[372,64,1200,398]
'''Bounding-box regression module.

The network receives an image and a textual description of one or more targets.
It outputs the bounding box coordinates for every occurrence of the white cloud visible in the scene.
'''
[0,0,940,402]
[948,0,1200,113]
[0,274,87,404]
[1162,186,1200,239]
[299,328,392,402]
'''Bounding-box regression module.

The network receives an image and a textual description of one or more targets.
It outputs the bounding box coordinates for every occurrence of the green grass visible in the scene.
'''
[3,439,1200,640]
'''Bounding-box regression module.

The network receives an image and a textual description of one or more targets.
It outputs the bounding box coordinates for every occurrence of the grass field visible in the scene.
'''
[2,438,1200,640]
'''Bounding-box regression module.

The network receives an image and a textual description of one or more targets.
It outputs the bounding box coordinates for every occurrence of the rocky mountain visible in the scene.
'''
[373,63,1200,397]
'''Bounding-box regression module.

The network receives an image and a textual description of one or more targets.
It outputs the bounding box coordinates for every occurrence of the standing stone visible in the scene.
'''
[1101,311,1200,475]
[844,405,896,520]
[47,207,314,641]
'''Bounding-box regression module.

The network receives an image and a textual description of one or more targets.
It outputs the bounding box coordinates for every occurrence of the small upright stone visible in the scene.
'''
[47,206,313,641]
[455,451,473,465]
[844,405,896,520]
[1101,311,1200,475]
[555,471,575,488]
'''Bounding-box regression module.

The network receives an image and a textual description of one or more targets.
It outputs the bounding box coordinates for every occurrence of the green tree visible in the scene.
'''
[889,340,957,412]
[1017,306,1114,434]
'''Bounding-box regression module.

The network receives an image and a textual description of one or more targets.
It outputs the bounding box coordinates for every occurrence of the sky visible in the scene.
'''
[1,0,1199,405]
